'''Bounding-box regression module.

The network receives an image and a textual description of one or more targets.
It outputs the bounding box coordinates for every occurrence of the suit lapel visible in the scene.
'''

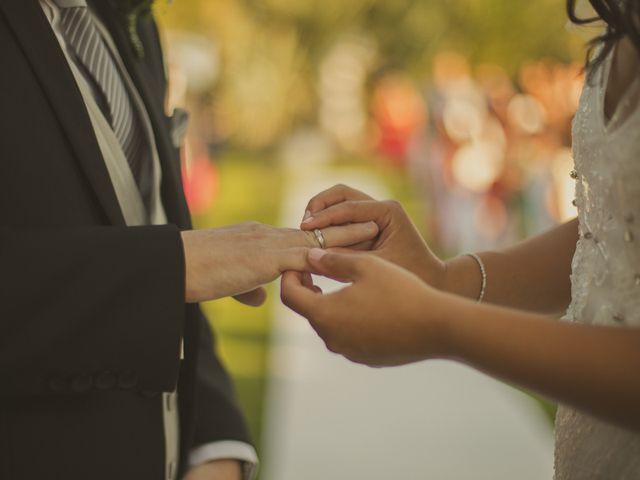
[89,0,191,230]
[0,0,126,226]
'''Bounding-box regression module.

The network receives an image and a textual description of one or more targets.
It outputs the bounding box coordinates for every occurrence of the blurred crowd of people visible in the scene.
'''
[370,52,584,252]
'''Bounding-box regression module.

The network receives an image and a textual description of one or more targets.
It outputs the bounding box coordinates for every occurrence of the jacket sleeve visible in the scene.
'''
[0,225,185,398]
[190,308,253,447]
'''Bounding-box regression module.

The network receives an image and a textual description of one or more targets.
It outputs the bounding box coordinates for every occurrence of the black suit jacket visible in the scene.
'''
[0,1,251,478]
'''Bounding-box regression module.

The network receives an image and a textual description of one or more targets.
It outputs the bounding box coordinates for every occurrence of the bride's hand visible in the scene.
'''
[300,184,446,288]
[181,221,378,304]
[281,249,448,367]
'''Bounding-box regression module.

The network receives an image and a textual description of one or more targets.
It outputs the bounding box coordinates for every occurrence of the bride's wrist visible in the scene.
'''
[414,285,456,359]
[415,255,447,291]
[441,254,487,301]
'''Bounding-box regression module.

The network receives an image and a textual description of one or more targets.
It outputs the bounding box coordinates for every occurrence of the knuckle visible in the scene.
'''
[302,230,318,247]
[241,220,261,230]
[337,184,357,197]
[345,350,364,363]
[324,338,340,354]
[307,197,321,209]
[384,199,402,212]
[291,246,310,265]
[258,223,276,236]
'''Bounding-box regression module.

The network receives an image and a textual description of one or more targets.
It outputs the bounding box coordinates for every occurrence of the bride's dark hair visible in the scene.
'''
[567,0,640,76]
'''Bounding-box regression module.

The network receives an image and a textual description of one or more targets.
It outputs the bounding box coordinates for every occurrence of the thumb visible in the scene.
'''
[307,248,365,282]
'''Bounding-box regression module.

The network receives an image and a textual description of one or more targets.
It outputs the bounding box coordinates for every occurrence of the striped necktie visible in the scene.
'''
[56,0,152,209]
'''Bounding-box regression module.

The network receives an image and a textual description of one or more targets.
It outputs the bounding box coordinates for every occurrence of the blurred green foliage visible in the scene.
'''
[156,0,581,147]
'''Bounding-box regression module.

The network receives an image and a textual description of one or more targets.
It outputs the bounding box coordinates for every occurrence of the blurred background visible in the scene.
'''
[154,1,587,478]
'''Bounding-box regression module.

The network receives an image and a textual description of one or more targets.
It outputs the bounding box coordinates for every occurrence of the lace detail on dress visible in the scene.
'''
[555,43,640,480]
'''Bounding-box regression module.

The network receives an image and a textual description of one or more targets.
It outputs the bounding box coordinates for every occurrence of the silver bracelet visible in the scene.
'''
[464,253,487,303]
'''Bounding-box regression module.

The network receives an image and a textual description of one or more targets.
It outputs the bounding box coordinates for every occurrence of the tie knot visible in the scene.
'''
[52,0,88,8]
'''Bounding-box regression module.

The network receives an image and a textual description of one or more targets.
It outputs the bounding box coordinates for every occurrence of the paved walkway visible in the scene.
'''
[261,167,554,480]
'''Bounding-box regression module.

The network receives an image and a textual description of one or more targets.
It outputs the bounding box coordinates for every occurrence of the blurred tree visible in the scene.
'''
[155,0,581,153]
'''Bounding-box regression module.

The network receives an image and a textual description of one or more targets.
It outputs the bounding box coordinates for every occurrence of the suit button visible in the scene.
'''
[71,373,93,393]
[95,371,117,390]
[118,371,138,390]
[48,376,68,393]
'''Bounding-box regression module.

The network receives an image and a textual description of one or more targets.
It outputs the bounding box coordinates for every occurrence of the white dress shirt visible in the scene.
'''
[39,1,258,478]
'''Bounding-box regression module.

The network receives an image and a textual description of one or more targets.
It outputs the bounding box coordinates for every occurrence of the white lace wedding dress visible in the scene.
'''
[554,42,640,479]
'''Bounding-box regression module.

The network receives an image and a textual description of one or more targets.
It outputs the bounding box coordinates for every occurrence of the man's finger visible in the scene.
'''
[280,271,322,319]
[307,249,366,282]
[234,287,268,307]
[301,200,390,232]
[303,184,373,222]
[321,221,378,248]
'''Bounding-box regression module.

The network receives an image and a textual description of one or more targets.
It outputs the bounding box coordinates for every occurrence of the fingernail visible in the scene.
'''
[301,211,314,224]
[308,248,327,262]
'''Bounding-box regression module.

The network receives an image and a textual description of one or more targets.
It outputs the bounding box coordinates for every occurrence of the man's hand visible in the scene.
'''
[300,184,446,288]
[182,459,242,480]
[181,221,378,304]
[281,249,449,367]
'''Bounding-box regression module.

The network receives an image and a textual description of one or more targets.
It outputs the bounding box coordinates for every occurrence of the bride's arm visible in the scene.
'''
[282,250,640,432]
[446,292,640,432]
[301,184,577,315]
[442,218,577,315]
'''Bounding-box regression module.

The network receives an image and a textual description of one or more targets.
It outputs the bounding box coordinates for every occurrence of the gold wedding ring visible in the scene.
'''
[313,228,327,249]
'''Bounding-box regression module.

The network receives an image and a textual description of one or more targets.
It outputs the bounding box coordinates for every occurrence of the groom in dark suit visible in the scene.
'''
[0,1,259,479]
